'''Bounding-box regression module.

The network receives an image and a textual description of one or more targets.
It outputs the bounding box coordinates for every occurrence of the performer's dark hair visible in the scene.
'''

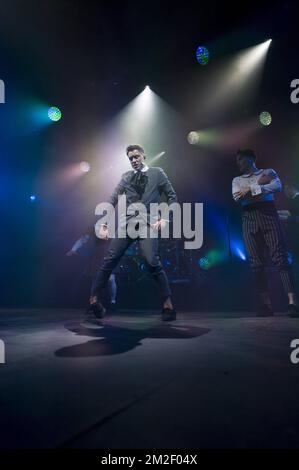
[236,148,256,161]
[126,144,145,156]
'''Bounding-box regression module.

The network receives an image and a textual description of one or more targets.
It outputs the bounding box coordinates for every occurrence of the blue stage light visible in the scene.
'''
[235,247,246,261]
[163,259,172,267]
[287,252,293,265]
[231,240,247,261]
[196,46,210,65]
[30,195,36,202]
[48,106,62,122]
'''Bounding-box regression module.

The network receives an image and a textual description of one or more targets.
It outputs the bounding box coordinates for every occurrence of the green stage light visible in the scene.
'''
[48,106,62,122]
[259,111,272,126]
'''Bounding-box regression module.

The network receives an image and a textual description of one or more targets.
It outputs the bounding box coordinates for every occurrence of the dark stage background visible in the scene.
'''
[1,0,299,311]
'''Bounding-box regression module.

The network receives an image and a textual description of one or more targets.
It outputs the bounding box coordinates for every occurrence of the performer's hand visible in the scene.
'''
[233,187,250,200]
[257,173,272,185]
[66,250,78,256]
[152,219,168,231]
[99,225,109,240]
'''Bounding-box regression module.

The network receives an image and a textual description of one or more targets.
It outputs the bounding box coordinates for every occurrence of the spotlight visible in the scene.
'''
[198,257,211,270]
[232,241,247,260]
[236,247,246,261]
[198,250,226,269]
[79,161,91,173]
[196,46,210,65]
[287,252,293,265]
[48,106,62,122]
[163,259,172,268]
[187,131,200,145]
[259,111,272,126]
[30,195,37,202]
[145,85,150,90]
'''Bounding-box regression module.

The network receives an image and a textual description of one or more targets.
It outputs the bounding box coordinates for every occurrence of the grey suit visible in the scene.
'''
[91,166,177,301]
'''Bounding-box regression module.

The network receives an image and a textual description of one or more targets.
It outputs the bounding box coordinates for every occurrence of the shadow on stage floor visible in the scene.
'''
[1,308,299,449]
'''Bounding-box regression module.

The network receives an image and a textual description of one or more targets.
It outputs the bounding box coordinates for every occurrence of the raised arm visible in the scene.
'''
[251,169,282,196]
[67,234,90,256]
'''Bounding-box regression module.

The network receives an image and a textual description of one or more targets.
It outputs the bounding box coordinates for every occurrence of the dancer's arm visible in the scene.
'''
[66,234,90,256]
[252,169,282,195]
[232,177,250,201]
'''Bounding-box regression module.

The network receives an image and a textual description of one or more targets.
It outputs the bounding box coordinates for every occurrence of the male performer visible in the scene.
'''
[89,144,177,321]
[232,148,298,316]
[67,224,118,311]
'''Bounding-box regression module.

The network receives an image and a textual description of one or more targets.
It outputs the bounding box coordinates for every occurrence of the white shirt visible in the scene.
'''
[232,168,282,206]
[133,164,149,173]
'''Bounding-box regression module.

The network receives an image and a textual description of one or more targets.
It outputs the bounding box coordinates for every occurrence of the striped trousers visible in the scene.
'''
[242,202,295,294]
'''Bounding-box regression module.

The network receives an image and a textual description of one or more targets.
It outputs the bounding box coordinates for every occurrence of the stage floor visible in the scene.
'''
[0,308,299,449]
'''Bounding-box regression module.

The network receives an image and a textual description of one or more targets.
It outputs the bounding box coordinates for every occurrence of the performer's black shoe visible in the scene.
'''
[288,304,299,318]
[162,307,176,321]
[90,302,106,319]
[257,304,274,317]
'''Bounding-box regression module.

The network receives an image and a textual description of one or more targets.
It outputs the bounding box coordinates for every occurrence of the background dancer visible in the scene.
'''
[232,148,298,316]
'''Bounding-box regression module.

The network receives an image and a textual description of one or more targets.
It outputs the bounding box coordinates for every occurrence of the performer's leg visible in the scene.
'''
[90,236,132,301]
[139,237,173,310]
[263,214,297,305]
[242,213,271,309]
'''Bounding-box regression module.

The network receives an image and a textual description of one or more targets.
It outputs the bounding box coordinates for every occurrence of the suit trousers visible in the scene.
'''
[90,233,172,302]
[242,202,295,294]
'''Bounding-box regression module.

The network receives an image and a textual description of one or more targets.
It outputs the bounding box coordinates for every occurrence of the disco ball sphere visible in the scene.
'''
[259,111,272,126]
[48,106,62,122]
[187,131,199,145]
[80,161,91,173]
[198,257,211,270]
[196,46,210,65]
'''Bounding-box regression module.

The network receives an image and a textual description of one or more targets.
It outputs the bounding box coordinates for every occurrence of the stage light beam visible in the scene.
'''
[197,39,272,118]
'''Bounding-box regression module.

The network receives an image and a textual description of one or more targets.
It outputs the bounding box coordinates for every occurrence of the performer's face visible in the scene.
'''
[127,150,145,171]
[236,154,254,174]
